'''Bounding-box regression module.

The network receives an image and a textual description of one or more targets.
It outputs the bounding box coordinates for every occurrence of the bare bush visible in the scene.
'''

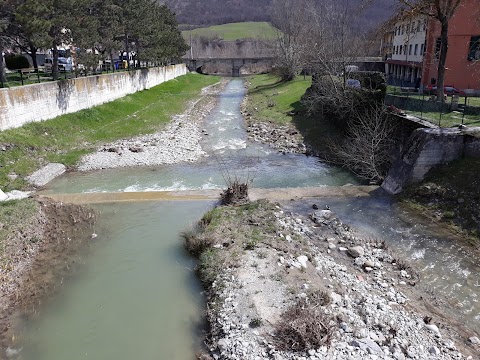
[273,296,334,351]
[329,104,396,182]
[221,181,249,205]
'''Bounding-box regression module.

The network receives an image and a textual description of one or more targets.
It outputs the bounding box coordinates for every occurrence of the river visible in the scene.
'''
[12,79,479,359]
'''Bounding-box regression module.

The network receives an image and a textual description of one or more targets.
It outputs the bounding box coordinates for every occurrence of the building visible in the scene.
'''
[384,0,480,93]
[385,14,427,88]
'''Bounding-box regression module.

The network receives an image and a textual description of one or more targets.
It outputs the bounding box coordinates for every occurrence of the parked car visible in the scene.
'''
[44,57,73,72]
[425,84,465,96]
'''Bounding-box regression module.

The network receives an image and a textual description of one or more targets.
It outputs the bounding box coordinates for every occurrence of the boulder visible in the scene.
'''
[0,189,7,201]
[347,246,365,258]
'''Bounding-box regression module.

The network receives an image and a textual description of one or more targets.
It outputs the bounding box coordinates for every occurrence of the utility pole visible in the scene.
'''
[190,25,193,59]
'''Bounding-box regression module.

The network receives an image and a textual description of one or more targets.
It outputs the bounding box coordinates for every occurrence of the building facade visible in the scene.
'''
[385,0,480,93]
[385,14,427,88]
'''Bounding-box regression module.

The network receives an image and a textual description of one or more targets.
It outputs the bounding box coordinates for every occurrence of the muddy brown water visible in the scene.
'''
[7,79,479,359]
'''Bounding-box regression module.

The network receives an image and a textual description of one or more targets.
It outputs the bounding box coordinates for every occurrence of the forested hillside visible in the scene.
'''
[161,0,397,27]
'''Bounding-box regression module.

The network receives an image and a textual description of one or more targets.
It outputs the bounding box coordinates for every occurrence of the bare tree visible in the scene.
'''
[270,0,314,81]
[399,0,463,102]
[330,104,396,182]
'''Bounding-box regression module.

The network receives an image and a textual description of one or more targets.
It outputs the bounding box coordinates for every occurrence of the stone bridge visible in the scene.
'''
[184,57,275,76]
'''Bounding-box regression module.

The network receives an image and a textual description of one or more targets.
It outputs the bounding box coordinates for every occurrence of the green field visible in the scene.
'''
[0,73,220,191]
[182,22,277,41]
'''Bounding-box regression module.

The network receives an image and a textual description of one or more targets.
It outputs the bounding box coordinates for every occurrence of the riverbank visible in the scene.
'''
[0,197,95,358]
[243,74,480,250]
[0,73,220,191]
[188,200,479,360]
[242,74,341,157]
[400,157,480,248]
[78,78,228,171]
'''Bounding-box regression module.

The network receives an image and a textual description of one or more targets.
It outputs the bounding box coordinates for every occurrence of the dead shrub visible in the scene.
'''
[273,297,334,352]
[221,181,249,205]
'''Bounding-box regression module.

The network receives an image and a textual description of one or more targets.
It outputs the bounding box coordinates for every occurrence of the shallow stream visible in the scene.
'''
[14,79,479,359]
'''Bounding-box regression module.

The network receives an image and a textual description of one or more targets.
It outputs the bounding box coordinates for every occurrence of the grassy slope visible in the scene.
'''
[182,22,277,40]
[401,157,480,245]
[0,73,220,191]
[245,74,342,156]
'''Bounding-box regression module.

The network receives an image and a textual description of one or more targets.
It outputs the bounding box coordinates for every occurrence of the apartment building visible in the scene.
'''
[385,14,427,87]
[384,0,480,93]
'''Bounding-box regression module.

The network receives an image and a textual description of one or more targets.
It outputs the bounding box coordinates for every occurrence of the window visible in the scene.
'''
[420,43,424,55]
[406,24,410,33]
[417,21,421,32]
[400,45,403,54]
[414,44,418,55]
[404,45,407,55]
[409,44,412,55]
[401,25,405,35]
[411,22,415,33]
[468,35,480,61]
[423,19,427,31]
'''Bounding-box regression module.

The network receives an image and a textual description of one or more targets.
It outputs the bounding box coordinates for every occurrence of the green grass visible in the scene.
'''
[0,73,220,190]
[245,74,342,156]
[182,22,277,41]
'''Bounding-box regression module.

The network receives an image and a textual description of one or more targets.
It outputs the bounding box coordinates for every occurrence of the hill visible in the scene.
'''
[162,0,397,27]
[182,22,277,41]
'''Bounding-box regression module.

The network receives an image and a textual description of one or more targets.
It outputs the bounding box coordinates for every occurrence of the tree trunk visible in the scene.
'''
[52,44,59,80]
[436,20,449,102]
[29,44,39,71]
[0,43,6,84]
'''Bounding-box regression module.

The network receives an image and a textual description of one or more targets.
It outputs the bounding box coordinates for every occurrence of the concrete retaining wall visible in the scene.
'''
[0,64,187,130]
[382,127,480,194]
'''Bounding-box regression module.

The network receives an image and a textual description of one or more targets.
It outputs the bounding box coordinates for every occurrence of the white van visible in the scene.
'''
[44,57,73,72]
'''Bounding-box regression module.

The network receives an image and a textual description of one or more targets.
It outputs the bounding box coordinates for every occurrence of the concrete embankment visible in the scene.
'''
[382,127,480,194]
[0,65,187,130]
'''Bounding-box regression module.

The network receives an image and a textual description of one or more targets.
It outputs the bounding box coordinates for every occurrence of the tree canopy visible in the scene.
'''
[2,0,189,79]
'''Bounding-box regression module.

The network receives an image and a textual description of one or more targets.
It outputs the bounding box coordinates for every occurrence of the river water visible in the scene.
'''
[13,79,479,359]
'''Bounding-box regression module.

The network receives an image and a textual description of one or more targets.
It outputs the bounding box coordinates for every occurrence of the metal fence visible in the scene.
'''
[385,85,480,128]
[0,63,165,88]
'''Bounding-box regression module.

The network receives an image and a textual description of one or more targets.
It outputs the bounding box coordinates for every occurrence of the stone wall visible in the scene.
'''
[382,127,480,194]
[0,64,187,131]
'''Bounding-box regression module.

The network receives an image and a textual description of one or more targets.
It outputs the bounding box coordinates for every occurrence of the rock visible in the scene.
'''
[312,204,319,210]
[429,346,440,355]
[469,336,479,345]
[129,146,143,153]
[217,338,230,352]
[338,247,348,252]
[363,260,375,268]
[351,338,384,355]
[425,324,441,337]
[347,246,365,258]
[6,173,17,180]
[5,190,30,201]
[297,255,308,269]
[26,163,66,187]
[311,210,333,222]
[0,189,7,201]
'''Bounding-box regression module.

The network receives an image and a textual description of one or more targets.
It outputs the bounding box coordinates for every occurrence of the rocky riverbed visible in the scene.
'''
[78,80,228,171]
[190,200,479,360]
